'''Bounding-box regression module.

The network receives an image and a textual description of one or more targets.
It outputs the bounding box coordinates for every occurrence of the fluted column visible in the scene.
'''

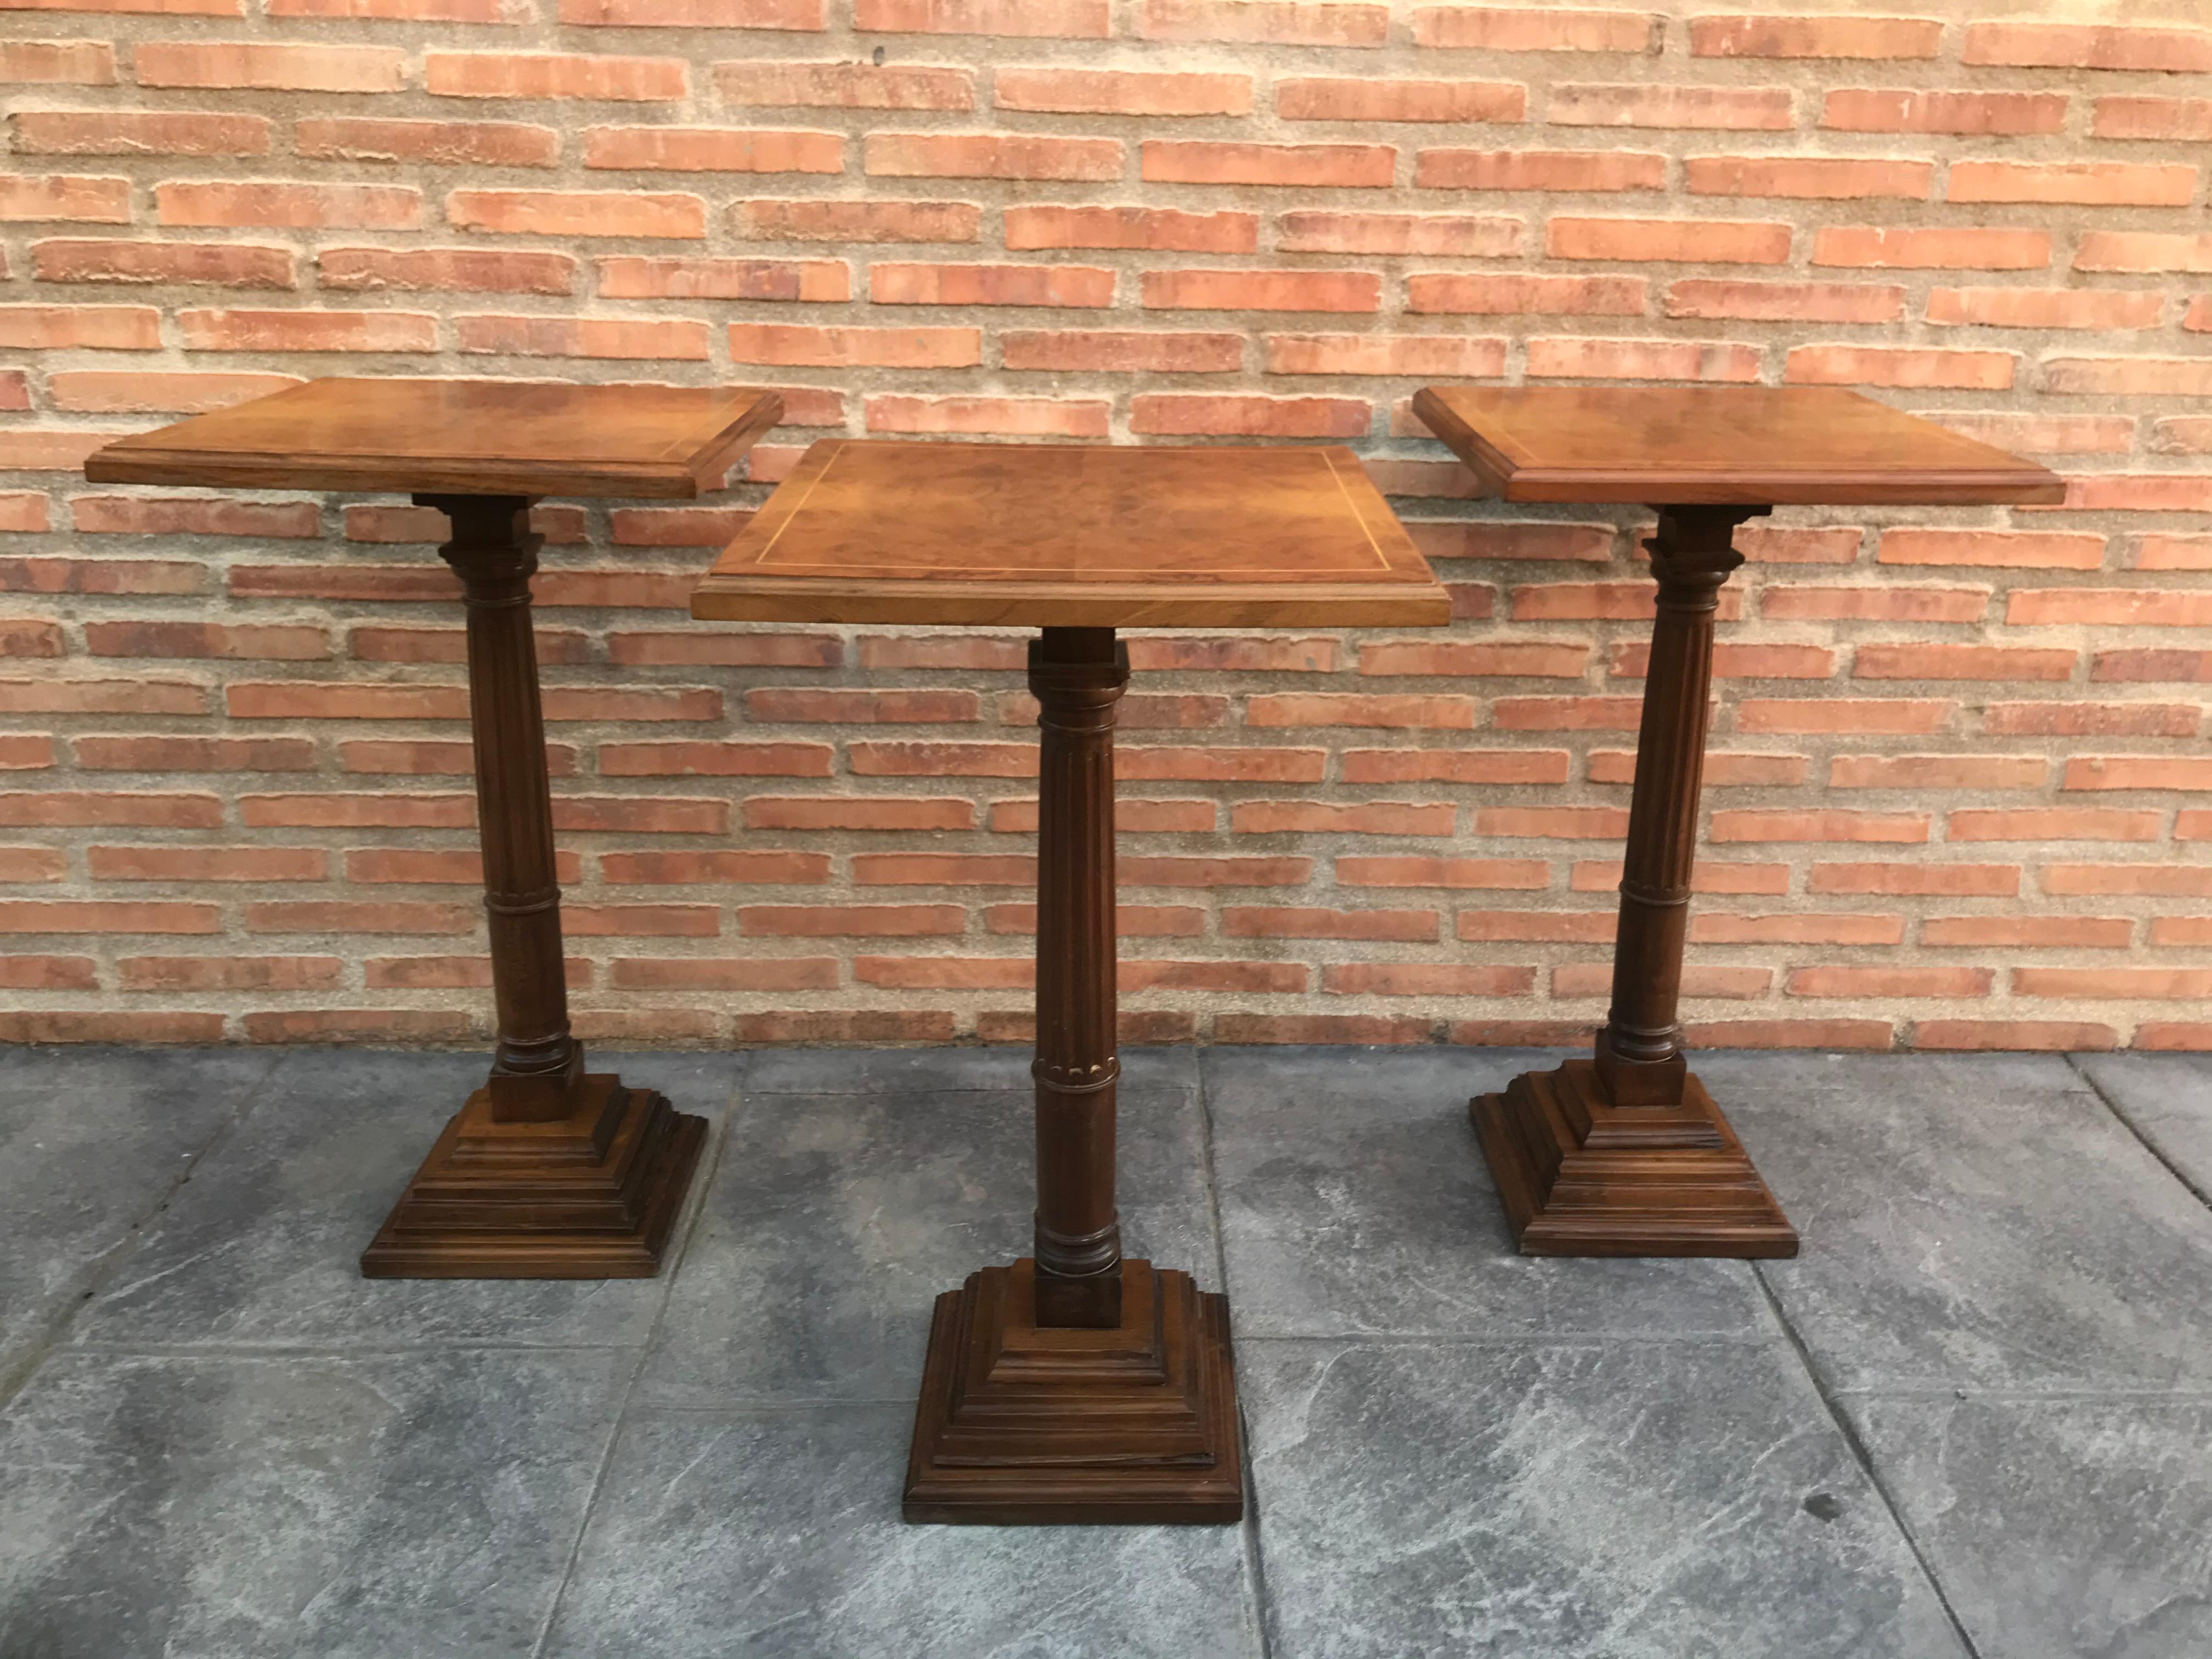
[1028,625,1126,1328]
[421,492,581,1122]
[1594,505,1759,1107]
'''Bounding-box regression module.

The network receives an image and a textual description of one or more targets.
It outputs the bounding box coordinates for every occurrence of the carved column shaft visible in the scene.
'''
[422,493,580,1122]
[1595,505,1757,1107]
[1028,625,1126,1328]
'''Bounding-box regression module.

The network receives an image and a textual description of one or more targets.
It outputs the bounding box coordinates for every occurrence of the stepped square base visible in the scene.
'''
[1472,1059,1798,1259]
[361,1073,707,1279]
[904,1258,1244,1525]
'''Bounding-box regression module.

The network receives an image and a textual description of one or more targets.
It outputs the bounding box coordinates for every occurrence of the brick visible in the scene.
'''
[318,246,578,296]
[738,904,963,936]
[0,901,219,935]
[1412,521,1616,562]
[1830,754,2045,790]
[1130,394,1368,438]
[599,740,830,776]
[1413,7,1657,53]
[4,795,219,830]
[1216,1013,1433,1044]
[2010,588,2212,627]
[0,176,129,224]
[560,0,820,21]
[32,238,294,288]
[1948,161,2197,210]
[0,677,206,716]
[868,132,1120,182]
[1687,156,1932,200]
[1950,808,2162,843]
[2043,865,2212,897]
[1549,83,1790,129]
[134,42,405,92]
[0,956,98,990]
[2090,649,2212,682]
[177,309,436,353]
[1787,346,2012,390]
[1143,142,1393,189]
[75,735,313,772]
[596,849,824,885]
[0,847,67,881]
[1916,1021,2117,1052]
[1222,906,1435,941]
[870,262,1112,307]
[738,1011,959,1043]
[1692,911,1903,945]
[2140,1023,2212,1050]
[1788,964,1993,1000]
[84,620,326,659]
[1142,269,1379,313]
[1688,1019,1893,1050]
[1492,695,1646,730]
[1610,640,1831,679]
[861,393,1108,438]
[1475,805,1627,838]
[1983,702,2197,738]
[1336,856,1548,889]
[1930,288,2168,332]
[1324,963,1535,997]
[1005,205,1252,255]
[1962,21,2212,73]
[852,852,1035,885]
[1000,67,1251,116]
[1811,226,2050,270]
[596,256,843,302]
[1711,809,1928,843]
[2074,232,2212,275]
[850,956,1030,990]
[1144,0,1386,44]
[1,43,116,83]
[2042,358,2212,398]
[1927,916,2132,950]
[49,371,301,413]
[0,432,112,471]
[426,52,685,101]
[0,1012,228,1043]
[1853,643,2073,682]
[1664,280,1903,323]
[1690,15,1941,58]
[1822,89,2066,135]
[1931,413,2133,456]
[714,59,972,109]
[1408,273,1644,315]
[456,314,709,360]
[1547,216,1791,264]
[0,305,160,349]
[449,189,702,239]
[2017,968,2212,1001]
[1279,77,1522,123]
[1279,211,1521,258]
[1419,149,1664,192]
[2095,98,2212,143]
[10,110,269,157]
[89,844,326,882]
[1553,962,1767,999]
[1233,800,1455,836]
[854,0,1107,35]
[157,181,417,230]
[728,322,979,368]
[1127,636,1339,672]
[2151,918,2212,946]
[1359,640,1585,677]
[296,119,558,169]
[1876,529,2102,570]
[580,127,841,174]
[1527,338,1762,381]
[742,795,970,831]
[848,740,1034,777]
[2066,756,2212,793]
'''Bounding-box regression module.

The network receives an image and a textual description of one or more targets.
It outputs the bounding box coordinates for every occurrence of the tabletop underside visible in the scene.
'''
[692,440,1452,628]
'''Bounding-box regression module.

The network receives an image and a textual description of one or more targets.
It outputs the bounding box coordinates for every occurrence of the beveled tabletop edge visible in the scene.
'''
[690,576,1454,629]
[81,382,783,502]
[1409,385,2069,507]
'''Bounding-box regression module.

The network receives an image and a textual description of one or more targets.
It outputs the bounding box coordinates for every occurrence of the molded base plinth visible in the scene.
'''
[904,1257,1244,1525]
[1471,1059,1798,1259]
[361,1073,707,1279]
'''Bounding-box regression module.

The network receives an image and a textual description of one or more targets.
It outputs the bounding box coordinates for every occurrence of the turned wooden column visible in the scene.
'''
[427,494,582,1116]
[1594,506,1756,1108]
[1029,625,1126,1329]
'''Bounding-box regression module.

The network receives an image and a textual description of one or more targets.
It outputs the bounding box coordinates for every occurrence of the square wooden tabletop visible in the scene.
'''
[691,439,1452,628]
[1412,386,2066,506]
[83,377,782,500]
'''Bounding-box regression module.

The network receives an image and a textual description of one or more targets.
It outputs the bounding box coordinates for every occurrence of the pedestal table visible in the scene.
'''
[87,377,782,1277]
[1412,385,2064,1258]
[692,438,1449,1522]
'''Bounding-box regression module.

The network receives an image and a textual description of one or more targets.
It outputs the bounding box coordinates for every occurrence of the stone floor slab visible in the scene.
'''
[0,1346,631,1659]
[2074,1051,2212,1205]
[1706,1051,2212,1392]
[636,1073,1215,1407]
[1242,1336,1967,1659]
[1849,1392,2212,1659]
[542,1403,1259,1659]
[1204,1046,1769,1340]
[72,1048,738,1352]
[0,1046,276,1381]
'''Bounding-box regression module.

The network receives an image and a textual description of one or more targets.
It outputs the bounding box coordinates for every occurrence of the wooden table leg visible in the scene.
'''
[360,493,706,1278]
[1471,505,1798,1258]
[904,627,1243,1523]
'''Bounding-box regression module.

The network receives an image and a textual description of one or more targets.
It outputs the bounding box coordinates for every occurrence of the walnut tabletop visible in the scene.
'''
[84,377,782,500]
[691,438,1450,627]
[1412,385,2066,506]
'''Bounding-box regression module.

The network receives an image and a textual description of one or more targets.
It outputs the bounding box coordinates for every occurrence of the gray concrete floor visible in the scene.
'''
[1,1042,2209,1658]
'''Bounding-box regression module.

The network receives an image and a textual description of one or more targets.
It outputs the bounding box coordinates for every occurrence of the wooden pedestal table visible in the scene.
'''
[693,439,1449,1522]
[1412,386,2064,1259]
[87,377,782,1277]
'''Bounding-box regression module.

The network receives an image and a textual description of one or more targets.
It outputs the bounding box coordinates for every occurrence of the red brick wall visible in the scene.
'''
[4,3,2210,1051]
